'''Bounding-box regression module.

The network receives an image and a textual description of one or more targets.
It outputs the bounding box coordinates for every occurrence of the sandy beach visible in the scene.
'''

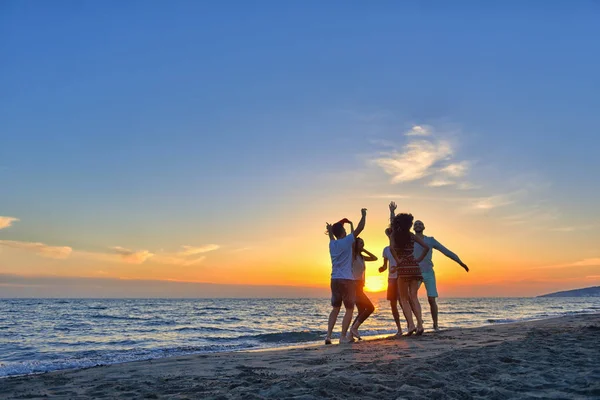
[2,313,599,399]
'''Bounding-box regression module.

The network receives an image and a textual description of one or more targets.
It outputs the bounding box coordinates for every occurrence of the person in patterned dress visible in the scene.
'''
[389,207,430,336]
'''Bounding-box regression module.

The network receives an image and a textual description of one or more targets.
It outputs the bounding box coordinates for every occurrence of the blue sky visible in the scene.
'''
[1,1,600,296]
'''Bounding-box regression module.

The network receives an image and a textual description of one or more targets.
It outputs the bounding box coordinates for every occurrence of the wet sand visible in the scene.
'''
[2,313,599,399]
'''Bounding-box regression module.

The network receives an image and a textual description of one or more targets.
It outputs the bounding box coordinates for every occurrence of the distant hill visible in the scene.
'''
[538,286,600,298]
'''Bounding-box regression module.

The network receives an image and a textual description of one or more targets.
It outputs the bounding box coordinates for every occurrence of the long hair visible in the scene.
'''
[353,237,364,260]
[391,213,414,252]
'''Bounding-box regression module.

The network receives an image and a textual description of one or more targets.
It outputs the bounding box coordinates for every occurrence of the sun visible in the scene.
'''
[364,275,387,293]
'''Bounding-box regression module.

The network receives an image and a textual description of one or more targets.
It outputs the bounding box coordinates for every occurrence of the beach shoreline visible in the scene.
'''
[2,313,599,399]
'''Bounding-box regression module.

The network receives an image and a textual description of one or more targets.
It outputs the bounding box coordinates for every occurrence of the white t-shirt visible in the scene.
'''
[329,233,355,280]
[383,246,397,279]
[352,256,365,281]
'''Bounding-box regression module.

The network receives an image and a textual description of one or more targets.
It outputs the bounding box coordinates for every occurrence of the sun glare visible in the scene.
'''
[364,275,387,293]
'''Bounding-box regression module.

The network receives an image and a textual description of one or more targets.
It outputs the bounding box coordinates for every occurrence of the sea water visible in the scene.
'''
[1,297,599,377]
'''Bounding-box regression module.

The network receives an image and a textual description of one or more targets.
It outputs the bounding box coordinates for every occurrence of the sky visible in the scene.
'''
[1,1,600,297]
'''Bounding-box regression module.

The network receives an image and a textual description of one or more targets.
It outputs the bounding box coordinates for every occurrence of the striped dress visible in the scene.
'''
[393,235,423,282]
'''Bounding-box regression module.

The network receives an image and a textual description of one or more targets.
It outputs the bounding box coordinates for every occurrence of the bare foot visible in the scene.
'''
[339,335,353,344]
[350,327,362,340]
[325,337,332,345]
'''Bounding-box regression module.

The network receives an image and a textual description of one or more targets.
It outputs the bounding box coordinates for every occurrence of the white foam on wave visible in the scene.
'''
[0,344,256,378]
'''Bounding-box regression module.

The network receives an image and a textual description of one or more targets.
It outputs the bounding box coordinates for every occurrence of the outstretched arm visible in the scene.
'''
[432,238,469,272]
[389,201,397,224]
[361,248,378,262]
[354,208,367,237]
[412,233,430,263]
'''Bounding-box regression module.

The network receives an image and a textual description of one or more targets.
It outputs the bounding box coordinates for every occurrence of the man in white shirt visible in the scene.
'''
[413,220,469,331]
[325,208,367,344]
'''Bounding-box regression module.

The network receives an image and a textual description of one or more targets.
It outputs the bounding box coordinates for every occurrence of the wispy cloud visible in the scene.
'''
[440,161,470,178]
[0,240,72,259]
[550,225,596,233]
[367,123,564,232]
[404,125,431,136]
[111,247,155,264]
[469,195,514,211]
[500,203,560,226]
[177,244,220,256]
[0,216,19,230]
[76,244,220,267]
[372,125,469,186]
[150,245,220,266]
[530,258,600,270]
[457,182,480,190]
[232,246,253,253]
[153,255,207,266]
[373,139,453,183]
[427,179,455,187]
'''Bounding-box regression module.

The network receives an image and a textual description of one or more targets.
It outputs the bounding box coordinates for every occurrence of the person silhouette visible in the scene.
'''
[388,202,430,336]
[349,237,377,340]
[413,220,469,331]
[325,208,367,344]
[379,226,403,337]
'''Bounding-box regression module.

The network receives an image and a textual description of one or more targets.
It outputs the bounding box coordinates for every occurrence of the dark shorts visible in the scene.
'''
[387,277,399,301]
[331,279,356,309]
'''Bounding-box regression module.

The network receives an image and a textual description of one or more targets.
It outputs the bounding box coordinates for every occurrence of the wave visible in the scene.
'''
[214,317,242,322]
[0,344,257,378]
[90,314,149,321]
[487,318,518,324]
[486,310,595,325]
[144,319,176,327]
[446,311,486,315]
[239,328,398,344]
[243,330,325,343]
[174,326,230,333]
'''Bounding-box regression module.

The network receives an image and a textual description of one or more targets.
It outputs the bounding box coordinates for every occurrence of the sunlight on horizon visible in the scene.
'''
[364,275,387,293]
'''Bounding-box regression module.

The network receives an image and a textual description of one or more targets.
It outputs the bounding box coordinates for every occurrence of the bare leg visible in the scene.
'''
[409,281,424,333]
[352,302,365,329]
[340,307,354,343]
[390,301,402,335]
[398,279,415,333]
[326,307,341,343]
[428,296,439,330]
[352,299,374,333]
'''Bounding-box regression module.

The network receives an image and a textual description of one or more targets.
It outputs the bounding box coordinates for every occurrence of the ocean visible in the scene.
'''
[1,297,599,378]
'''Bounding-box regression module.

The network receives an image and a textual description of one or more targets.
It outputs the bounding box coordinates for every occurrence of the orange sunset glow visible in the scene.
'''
[1,3,599,299]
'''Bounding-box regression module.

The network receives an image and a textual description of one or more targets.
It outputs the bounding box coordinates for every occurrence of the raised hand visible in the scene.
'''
[361,208,367,216]
[389,201,397,212]
[461,263,469,272]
